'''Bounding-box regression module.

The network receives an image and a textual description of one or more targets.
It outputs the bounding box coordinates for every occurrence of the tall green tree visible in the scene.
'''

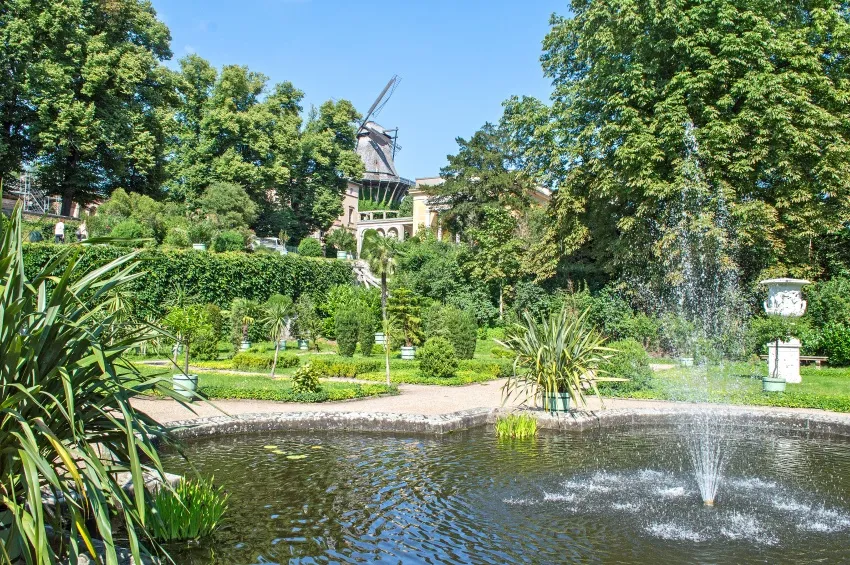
[20,0,174,214]
[506,0,850,287]
[427,122,533,234]
[361,229,399,385]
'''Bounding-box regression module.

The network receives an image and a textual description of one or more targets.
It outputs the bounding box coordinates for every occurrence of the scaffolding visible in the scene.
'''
[3,172,56,215]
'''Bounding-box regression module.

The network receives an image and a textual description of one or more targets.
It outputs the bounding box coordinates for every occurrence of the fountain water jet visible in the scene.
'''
[685,416,734,506]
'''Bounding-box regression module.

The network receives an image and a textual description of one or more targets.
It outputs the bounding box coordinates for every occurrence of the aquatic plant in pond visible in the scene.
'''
[150,478,229,542]
[495,413,538,439]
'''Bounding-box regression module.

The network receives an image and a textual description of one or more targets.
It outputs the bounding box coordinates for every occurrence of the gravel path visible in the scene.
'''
[131,378,850,424]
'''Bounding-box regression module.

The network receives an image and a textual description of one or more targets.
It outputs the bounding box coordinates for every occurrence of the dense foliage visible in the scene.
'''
[22,243,353,319]
[0,205,181,562]
[423,303,478,360]
[335,308,360,357]
[150,478,229,542]
[292,363,323,394]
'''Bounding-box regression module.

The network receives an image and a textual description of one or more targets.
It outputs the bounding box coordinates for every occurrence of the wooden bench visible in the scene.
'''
[759,355,828,368]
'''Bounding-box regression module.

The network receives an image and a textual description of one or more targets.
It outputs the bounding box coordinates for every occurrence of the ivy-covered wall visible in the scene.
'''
[23,244,354,318]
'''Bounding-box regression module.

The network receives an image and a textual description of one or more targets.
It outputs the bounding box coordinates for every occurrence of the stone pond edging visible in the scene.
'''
[166,404,850,439]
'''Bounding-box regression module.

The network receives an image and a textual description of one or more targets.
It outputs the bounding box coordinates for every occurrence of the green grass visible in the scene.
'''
[133,365,397,402]
[609,362,850,412]
[356,368,502,386]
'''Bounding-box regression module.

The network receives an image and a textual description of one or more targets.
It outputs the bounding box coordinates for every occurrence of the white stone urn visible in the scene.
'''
[760,278,810,383]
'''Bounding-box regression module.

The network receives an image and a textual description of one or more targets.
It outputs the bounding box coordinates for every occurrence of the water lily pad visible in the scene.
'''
[263,445,278,450]
[310,446,323,450]
[286,454,308,460]
[272,450,286,455]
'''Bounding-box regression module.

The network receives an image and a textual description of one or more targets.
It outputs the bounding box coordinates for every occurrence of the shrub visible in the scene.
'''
[188,220,215,245]
[164,226,190,247]
[195,304,224,360]
[491,346,514,359]
[297,237,323,257]
[359,311,376,356]
[819,324,850,366]
[150,477,229,542]
[599,338,653,393]
[111,218,154,243]
[806,277,850,328]
[423,304,477,359]
[335,308,360,356]
[232,351,298,371]
[495,413,537,439]
[292,363,322,393]
[325,228,356,253]
[213,229,246,252]
[418,337,459,379]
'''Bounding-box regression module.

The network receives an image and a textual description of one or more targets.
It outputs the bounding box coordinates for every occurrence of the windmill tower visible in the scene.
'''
[355,76,413,207]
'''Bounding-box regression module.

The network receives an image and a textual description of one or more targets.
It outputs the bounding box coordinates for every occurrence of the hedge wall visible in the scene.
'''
[23,243,353,318]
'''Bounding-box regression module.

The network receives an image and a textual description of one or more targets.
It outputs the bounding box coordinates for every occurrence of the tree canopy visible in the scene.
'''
[503,0,850,288]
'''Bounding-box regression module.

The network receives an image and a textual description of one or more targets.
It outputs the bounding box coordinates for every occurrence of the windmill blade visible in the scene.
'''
[358,75,399,134]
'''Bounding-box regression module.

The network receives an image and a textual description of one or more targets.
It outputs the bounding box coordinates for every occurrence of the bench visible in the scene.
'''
[759,355,828,368]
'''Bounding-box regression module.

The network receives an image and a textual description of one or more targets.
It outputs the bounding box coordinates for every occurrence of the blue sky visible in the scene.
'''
[149,0,566,178]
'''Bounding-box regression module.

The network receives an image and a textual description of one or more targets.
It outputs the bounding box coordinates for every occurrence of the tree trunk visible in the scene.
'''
[382,271,390,386]
[184,342,190,375]
[271,339,280,378]
[499,284,504,319]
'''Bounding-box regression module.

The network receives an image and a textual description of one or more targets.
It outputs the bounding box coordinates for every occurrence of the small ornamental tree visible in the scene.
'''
[162,304,215,375]
[326,228,356,254]
[387,287,422,347]
[261,294,294,377]
[294,295,323,351]
[335,308,360,357]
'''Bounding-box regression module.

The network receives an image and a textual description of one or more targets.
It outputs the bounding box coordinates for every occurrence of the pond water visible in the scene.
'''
[162,423,850,564]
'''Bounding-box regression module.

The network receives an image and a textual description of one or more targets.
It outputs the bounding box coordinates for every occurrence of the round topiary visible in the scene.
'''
[297,237,323,257]
[292,363,322,394]
[418,336,459,379]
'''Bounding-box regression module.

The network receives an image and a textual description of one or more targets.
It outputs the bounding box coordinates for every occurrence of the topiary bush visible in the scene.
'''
[418,336,459,379]
[598,338,653,393]
[423,304,477,359]
[212,230,246,252]
[358,311,376,356]
[335,308,360,357]
[297,237,323,257]
[292,363,322,393]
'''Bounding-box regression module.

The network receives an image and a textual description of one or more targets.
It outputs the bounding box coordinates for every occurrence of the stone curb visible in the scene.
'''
[167,405,850,440]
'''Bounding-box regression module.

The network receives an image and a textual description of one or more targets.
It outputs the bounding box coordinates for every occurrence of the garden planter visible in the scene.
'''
[375,332,386,345]
[762,376,786,392]
[298,339,309,350]
[401,346,416,360]
[678,357,694,367]
[240,340,251,351]
[542,392,571,412]
[278,340,287,351]
[337,250,348,260]
[347,252,354,260]
[192,243,207,251]
[172,374,198,401]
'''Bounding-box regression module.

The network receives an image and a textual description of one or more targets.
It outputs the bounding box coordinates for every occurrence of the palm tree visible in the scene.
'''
[262,294,294,377]
[360,229,399,385]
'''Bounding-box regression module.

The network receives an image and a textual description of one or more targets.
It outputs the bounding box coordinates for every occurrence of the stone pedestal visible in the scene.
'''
[767,338,802,383]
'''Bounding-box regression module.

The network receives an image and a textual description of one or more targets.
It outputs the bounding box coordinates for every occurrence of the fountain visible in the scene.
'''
[685,416,733,506]
[760,278,811,383]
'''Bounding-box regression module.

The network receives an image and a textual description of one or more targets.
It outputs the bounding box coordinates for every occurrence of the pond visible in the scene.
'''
[162,423,850,564]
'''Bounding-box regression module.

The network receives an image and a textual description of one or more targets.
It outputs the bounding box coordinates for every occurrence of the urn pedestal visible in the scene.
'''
[767,338,802,383]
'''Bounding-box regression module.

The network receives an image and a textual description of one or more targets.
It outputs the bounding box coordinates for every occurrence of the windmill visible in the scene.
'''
[355,75,413,206]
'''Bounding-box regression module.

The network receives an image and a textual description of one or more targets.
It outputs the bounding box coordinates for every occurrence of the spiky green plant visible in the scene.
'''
[498,307,624,409]
[149,478,229,542]
[0,203,187,564]
[495,413,538,439]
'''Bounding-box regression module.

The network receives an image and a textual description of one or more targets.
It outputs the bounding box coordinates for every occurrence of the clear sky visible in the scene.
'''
[149,0,567,179]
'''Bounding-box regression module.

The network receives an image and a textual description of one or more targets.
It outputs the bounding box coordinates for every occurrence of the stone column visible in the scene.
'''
[767,338,802,383]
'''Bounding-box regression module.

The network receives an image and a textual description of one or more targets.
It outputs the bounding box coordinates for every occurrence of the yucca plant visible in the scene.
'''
[149,478,228,543]
[498,307,624,410]
[0,203,188,564]
[495,413,538,439]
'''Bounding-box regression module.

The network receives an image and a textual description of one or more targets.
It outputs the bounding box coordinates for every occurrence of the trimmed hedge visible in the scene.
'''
[231,351,299,371]
[419,337,458,379]
[22,243,353,319]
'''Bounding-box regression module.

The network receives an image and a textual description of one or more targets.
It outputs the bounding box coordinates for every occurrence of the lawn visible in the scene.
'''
[132,364,397,403]
[161,339,513,385]
[609,362,850,413]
